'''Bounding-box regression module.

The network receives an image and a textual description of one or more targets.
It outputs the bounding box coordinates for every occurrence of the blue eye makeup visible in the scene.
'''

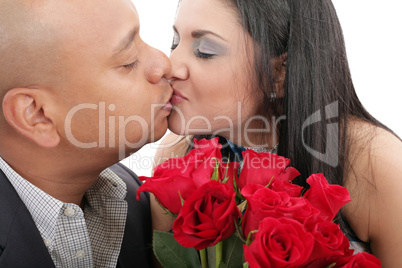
[193,38,226,59]
[170,28,227,60]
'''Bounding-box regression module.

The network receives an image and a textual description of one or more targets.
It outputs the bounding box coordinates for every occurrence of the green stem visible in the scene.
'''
[200,249,208,268]
[216,242,223,267]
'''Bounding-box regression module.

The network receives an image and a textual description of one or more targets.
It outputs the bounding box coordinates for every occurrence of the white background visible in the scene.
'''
[123,0,402,176]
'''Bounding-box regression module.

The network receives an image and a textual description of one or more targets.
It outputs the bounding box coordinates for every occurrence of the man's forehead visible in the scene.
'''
[1,0,53,18]
[0,0,140,61]
[0,27,9,50]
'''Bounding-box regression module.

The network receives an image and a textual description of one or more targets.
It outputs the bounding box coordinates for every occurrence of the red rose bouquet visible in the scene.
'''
[137,138,381,267]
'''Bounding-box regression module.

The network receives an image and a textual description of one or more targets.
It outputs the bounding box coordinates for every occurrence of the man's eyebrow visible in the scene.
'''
[113,26,139,57]
[172,25,226,41]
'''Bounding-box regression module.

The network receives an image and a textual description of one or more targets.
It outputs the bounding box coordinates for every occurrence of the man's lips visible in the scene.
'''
[161,84,174,112]
[162,101,173,112]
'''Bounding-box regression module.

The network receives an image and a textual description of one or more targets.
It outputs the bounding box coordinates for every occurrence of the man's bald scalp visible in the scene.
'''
[0,0,63,99]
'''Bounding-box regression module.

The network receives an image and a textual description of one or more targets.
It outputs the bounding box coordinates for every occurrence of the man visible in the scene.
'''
[0,0,172,267]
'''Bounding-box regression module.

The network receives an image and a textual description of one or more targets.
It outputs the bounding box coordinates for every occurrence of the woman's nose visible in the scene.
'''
[165,47,189,81]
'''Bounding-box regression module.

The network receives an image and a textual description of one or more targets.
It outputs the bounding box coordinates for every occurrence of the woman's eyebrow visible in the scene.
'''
[172,25,226,41]
[191,30,226,41]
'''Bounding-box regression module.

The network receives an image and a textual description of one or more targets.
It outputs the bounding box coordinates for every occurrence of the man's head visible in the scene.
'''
[0,0,172,169]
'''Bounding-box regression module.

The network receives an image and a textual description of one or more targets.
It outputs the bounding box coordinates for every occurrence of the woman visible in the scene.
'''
[153,0,402,265]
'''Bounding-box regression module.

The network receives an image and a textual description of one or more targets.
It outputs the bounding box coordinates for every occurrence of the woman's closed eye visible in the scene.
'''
[193,38,226,59]
[194,48,215,59]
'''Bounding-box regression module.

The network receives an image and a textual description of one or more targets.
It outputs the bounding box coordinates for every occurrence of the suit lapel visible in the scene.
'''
[111,164,153,268]
[0,170,55,267]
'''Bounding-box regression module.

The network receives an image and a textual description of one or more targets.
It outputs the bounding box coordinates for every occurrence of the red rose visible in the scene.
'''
[137,174,197,215]
[172,180,240,250]
[243,217,314,268]
[137,138,238,215]
[304,217,353,264]
[136,153,213,215]
[269,178,304,197]
[238,149,300,190]
[333,252,381,267]
[303,173,351,221]
[154,137,223,187]
[241,184,320,239]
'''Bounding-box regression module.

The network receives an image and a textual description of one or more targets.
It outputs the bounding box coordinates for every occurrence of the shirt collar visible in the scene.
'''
[87,168,127,201]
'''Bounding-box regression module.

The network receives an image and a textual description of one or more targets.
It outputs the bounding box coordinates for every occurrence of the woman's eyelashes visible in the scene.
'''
[193,38,225,59]
[194,48,215,59]
[171,33,180,51]
[171,43,178,50]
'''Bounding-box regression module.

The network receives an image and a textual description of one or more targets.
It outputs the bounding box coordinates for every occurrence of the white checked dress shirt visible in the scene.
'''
[0,157,128,268]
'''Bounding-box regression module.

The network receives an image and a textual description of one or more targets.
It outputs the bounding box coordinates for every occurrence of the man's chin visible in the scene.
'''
[149,127,168,144]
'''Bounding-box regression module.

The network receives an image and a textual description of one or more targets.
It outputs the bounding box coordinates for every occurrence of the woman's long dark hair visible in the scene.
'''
[185,0,397,247]
[227,0,384,180]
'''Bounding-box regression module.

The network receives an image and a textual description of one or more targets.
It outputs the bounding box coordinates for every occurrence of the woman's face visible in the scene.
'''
[168,0,263,145]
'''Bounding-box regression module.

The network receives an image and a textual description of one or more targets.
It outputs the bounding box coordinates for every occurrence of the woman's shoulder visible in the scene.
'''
[153,132,192,169]
[344,118,402,265]
[346,118,401,176]
[345,117,402,203]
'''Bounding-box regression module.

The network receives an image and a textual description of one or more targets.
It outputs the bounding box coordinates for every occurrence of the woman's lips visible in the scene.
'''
[171,94,186,105]
[170,89,187,105]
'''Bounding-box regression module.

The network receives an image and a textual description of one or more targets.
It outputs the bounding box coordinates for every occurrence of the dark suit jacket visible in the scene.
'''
[0,163,153,267]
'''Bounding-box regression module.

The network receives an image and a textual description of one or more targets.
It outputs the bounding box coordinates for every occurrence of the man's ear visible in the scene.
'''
[271,52,287,98]
[2,88,60,148]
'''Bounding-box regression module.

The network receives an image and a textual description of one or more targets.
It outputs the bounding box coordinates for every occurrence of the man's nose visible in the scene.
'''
[146,46,172,84]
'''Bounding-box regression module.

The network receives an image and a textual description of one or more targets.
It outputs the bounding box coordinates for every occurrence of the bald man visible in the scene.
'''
[0,0,173,267]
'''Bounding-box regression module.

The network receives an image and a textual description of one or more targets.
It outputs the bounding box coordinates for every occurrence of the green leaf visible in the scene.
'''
[153,230,201,268]
[222,234,244,267]
[221,159,230,184]
[208,234,245,268]
[237,201,247,214]
[265,176,275,188]
[211,157,220,181]
[207,246,216,268]
[245,230,258,246]
[233,175,245,204]
[178,191,185,207]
